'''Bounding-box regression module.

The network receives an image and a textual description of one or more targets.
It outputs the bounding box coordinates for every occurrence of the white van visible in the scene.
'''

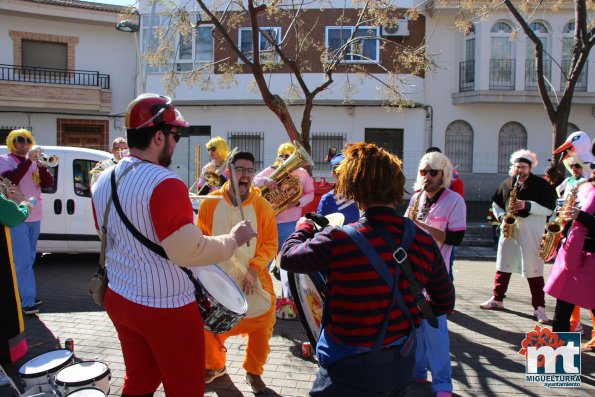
[1,145,111,253]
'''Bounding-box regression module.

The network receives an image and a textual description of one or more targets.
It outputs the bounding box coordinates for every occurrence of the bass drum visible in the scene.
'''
[288,271,327,349]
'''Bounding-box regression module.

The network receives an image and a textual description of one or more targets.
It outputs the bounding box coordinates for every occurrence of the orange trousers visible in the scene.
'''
[204,302,276,375]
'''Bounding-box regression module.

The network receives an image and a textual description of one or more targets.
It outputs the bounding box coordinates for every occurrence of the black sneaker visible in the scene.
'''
[34,298,43,307]
[23,306,39,315]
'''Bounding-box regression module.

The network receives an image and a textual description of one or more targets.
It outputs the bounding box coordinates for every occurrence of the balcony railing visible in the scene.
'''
[560,59,587,92]
[525,60,552,91]
[459,60,475,92]
[0,64,110,89]
[489,59,515,90]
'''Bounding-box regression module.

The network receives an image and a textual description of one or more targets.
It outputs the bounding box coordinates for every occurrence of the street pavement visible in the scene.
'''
[1,248,594,397]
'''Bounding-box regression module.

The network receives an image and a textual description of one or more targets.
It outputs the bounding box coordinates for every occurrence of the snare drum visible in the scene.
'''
[19,349,73,389]
[194,265,247,334]
[65,387,107,396]
[55,361,110,396]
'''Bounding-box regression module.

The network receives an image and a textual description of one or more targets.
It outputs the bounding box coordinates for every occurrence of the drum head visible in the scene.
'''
[65,387,106,396]
[55,361,109,386]
[19,349,73,377]
[288,272,327,349]
[194,265,247,314]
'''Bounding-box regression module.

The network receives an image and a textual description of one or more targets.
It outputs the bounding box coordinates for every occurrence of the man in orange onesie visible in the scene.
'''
[197,150,278,394]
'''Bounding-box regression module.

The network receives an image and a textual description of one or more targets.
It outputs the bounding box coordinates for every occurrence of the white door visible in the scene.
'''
[37,149,68,253]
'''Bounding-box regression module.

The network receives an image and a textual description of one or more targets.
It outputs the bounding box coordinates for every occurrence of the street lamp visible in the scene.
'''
[115,19,143,94]
[115,20,139,33]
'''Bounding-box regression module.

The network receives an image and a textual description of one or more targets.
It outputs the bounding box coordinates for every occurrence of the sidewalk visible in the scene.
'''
[1,252,593,397]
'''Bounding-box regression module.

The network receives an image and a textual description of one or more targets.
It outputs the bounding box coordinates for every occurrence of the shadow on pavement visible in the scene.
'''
[36,253,103,314]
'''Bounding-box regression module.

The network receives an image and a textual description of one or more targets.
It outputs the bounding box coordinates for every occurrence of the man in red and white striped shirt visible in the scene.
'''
[280,142,454,397]
[92,93,256,397]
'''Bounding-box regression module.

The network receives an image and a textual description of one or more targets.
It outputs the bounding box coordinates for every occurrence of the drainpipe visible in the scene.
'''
[422,104,433,149]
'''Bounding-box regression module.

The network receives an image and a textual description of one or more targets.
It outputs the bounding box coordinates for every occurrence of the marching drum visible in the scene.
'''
[19,349,74,389]
[194,265,248,334]
[54,361,111,396]
[288,272,327,349]
[64,387,106,396]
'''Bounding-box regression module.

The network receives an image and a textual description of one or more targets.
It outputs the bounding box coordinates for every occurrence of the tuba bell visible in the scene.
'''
[260,141,315,216]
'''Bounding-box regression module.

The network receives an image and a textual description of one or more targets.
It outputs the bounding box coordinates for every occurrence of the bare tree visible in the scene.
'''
[451,0,595,164]
[128,0,434,152]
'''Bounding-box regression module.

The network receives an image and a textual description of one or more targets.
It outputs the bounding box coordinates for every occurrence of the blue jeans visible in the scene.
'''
[309,348,414,397]
[277,221,297,299]
[11,221,40,308]
[414,314,453,393]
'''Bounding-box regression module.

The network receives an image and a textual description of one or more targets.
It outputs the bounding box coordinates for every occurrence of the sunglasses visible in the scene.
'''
[114,147,127,152]
[419,169,440,177]
[14,136,32,145]
[570,163,583,169]
[207,147,217,152]
[166,131,181,143]
[278,154,291,160]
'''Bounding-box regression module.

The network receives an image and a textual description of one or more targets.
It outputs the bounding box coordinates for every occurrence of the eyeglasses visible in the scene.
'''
[14,136,32,145]
[419,169,440,177]
[571,163,583,169]
[233,166,256,176]
[207,147,217,152]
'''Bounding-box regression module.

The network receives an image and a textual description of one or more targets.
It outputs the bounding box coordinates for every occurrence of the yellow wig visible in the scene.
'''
[206,136,229,160]
[6,129,36,153]
[274,142,296,166]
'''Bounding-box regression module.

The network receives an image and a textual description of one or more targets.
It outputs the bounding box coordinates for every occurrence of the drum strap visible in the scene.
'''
[369,219,439,329]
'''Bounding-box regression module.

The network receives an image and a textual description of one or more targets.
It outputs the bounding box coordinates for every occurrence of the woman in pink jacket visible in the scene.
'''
[544,169,595,350]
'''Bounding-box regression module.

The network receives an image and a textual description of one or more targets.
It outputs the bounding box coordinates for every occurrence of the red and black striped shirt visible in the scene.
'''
[280,206,455,348]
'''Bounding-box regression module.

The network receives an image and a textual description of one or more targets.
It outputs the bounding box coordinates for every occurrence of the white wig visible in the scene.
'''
[414,152,453,191]
[508,149,538,176]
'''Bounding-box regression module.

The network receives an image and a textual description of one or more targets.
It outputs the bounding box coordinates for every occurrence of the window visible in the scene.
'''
[445,121,474,173]
[176,25,214,71]
[41,166,58,195]
[311,133,346,171]
[490,21,515,90]
[73,159,97,198]
[525,21,551,90]
[141,14,213,73]
[460,25,475,91]
[498,122,527,173]
[22,40,67,70]
[239,27,281,63]
[227,132,264,170]
[561,20,587,91]
[326,26,380,63]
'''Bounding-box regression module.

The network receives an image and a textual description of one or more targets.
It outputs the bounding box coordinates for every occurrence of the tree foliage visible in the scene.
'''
[121,0,435,152]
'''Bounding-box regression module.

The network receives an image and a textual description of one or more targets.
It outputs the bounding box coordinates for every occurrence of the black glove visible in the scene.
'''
[305,212,329,230]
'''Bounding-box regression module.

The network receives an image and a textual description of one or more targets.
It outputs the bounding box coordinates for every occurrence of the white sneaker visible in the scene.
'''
[0,372,10,387]
[534,306,552,325]
[479,297,504,310]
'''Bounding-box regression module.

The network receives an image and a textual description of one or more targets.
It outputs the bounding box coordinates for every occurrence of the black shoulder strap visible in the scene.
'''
[110,170,169,260]
[372,219,439,328]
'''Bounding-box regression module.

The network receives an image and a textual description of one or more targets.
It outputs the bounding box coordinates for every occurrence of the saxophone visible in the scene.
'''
[409,182,428,220]
[538,180,588,261]
[502,178,519,239]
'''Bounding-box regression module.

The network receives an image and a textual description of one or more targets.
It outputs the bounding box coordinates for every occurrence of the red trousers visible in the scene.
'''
[105,288,205,397]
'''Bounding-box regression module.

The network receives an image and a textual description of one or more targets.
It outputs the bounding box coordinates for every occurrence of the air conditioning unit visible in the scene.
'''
[382,19,410,37]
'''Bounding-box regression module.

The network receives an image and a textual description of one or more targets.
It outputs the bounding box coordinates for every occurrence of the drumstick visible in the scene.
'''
[188,194,224,200]
[226,148,251,246]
